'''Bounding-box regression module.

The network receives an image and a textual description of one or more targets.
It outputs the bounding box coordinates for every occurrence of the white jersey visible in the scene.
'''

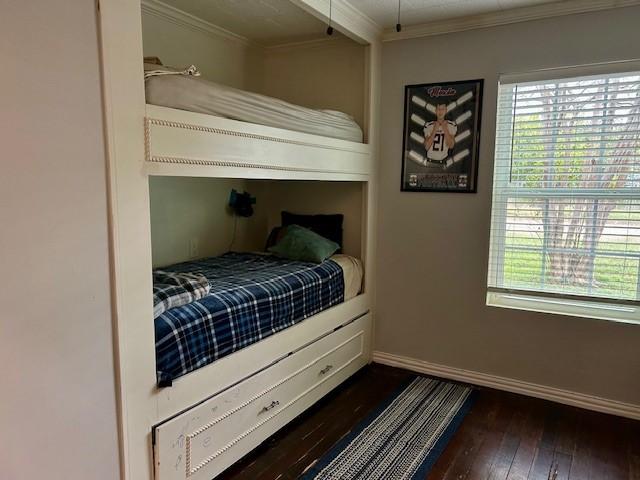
[424,120,457,161]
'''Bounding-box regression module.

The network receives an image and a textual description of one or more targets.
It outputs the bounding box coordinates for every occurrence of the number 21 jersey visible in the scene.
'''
[424,120,457,161]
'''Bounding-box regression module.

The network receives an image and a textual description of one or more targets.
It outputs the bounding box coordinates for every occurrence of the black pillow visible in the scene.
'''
[265,226,285,250]
[281,211,344,252]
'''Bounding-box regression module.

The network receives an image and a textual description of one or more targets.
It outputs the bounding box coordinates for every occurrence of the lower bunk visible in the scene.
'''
[154,251,364,387]
[150,248,371,480]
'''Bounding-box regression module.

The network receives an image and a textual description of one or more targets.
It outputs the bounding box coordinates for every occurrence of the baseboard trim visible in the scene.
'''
[373,351,640,421]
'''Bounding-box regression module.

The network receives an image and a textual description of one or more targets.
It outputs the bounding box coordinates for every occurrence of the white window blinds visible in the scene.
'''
[488,68,640,304]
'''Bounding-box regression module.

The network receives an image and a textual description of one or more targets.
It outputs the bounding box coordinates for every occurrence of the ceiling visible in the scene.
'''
[150,0,631,45]
[348,0,562,29]
[158,0,330,45]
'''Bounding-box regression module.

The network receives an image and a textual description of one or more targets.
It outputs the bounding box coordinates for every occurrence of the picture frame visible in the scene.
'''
[400,79,484,193]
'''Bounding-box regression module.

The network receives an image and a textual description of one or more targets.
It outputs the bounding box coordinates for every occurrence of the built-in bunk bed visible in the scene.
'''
[99,1,381,479]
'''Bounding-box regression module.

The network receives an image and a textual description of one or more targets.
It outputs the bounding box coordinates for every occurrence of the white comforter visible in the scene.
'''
[144,65,363,143]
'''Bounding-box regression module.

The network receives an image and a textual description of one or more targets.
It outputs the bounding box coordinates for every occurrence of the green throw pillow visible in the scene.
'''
[268,225,340,263]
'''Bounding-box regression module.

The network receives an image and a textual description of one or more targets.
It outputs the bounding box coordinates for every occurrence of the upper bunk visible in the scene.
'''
[140,0,377,180]
[145,104,373,180]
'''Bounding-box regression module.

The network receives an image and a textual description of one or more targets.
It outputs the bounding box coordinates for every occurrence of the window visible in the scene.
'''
[487,63,640,322]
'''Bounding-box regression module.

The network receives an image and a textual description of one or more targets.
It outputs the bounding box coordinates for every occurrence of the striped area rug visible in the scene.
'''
[301,377,475,480]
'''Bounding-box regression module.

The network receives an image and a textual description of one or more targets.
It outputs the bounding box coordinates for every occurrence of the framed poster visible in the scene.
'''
[400,79,483,192]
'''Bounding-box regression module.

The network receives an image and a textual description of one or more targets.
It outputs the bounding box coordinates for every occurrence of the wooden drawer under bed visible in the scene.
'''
[153,312,371,480]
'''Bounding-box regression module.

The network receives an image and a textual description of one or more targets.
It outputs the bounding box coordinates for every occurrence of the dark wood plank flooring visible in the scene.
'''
[219,363,640,480]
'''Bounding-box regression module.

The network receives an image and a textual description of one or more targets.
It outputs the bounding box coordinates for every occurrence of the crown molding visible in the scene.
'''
[265,35,357,53]
[382,0,640,42]
[334,0,382,42]
[140,0,254,47]
[140,0,381,49]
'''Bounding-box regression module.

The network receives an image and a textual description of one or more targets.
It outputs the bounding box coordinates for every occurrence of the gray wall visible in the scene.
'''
[0,1,121,479]
[376,6,640,404]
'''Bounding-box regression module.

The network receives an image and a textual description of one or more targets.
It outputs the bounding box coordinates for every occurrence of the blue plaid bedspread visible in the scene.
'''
[154,253,345,386]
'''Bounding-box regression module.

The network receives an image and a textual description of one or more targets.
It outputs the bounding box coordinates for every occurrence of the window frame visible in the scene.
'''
[487,60,640,324]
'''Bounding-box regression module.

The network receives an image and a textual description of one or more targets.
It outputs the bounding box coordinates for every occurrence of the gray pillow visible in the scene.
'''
[268,225,339,263]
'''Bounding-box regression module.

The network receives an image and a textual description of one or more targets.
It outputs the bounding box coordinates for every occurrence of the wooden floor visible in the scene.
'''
[219,363,640,480]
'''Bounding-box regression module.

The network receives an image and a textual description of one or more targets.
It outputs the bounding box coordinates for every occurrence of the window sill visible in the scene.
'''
[486,291,640,326]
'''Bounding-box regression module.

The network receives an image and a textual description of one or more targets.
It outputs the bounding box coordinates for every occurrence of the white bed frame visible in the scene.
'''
[154,294,370,422]
[98,1,381,479]
[145,104,374,181]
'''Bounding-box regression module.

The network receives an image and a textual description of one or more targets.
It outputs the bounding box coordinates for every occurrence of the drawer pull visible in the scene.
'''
[319,364,334,375]
[259,400,280,415]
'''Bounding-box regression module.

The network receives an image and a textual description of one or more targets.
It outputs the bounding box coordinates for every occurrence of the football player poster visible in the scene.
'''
[400,79,483,192]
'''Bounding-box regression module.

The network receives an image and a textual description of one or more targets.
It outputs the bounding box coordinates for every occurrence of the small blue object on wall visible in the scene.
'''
[228,189,256,217]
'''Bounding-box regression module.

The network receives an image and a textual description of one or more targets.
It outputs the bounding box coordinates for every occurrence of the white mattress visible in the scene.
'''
[331,254,364,301]
[144,66,363,143]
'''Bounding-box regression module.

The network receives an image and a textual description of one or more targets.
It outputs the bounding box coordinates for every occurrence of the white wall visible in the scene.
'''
[0,1,120,479]
[141,10,264,90]
[149,177,267,267]
[377,6,640,405]
[261,37,366,133]
[149,178,364,267]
